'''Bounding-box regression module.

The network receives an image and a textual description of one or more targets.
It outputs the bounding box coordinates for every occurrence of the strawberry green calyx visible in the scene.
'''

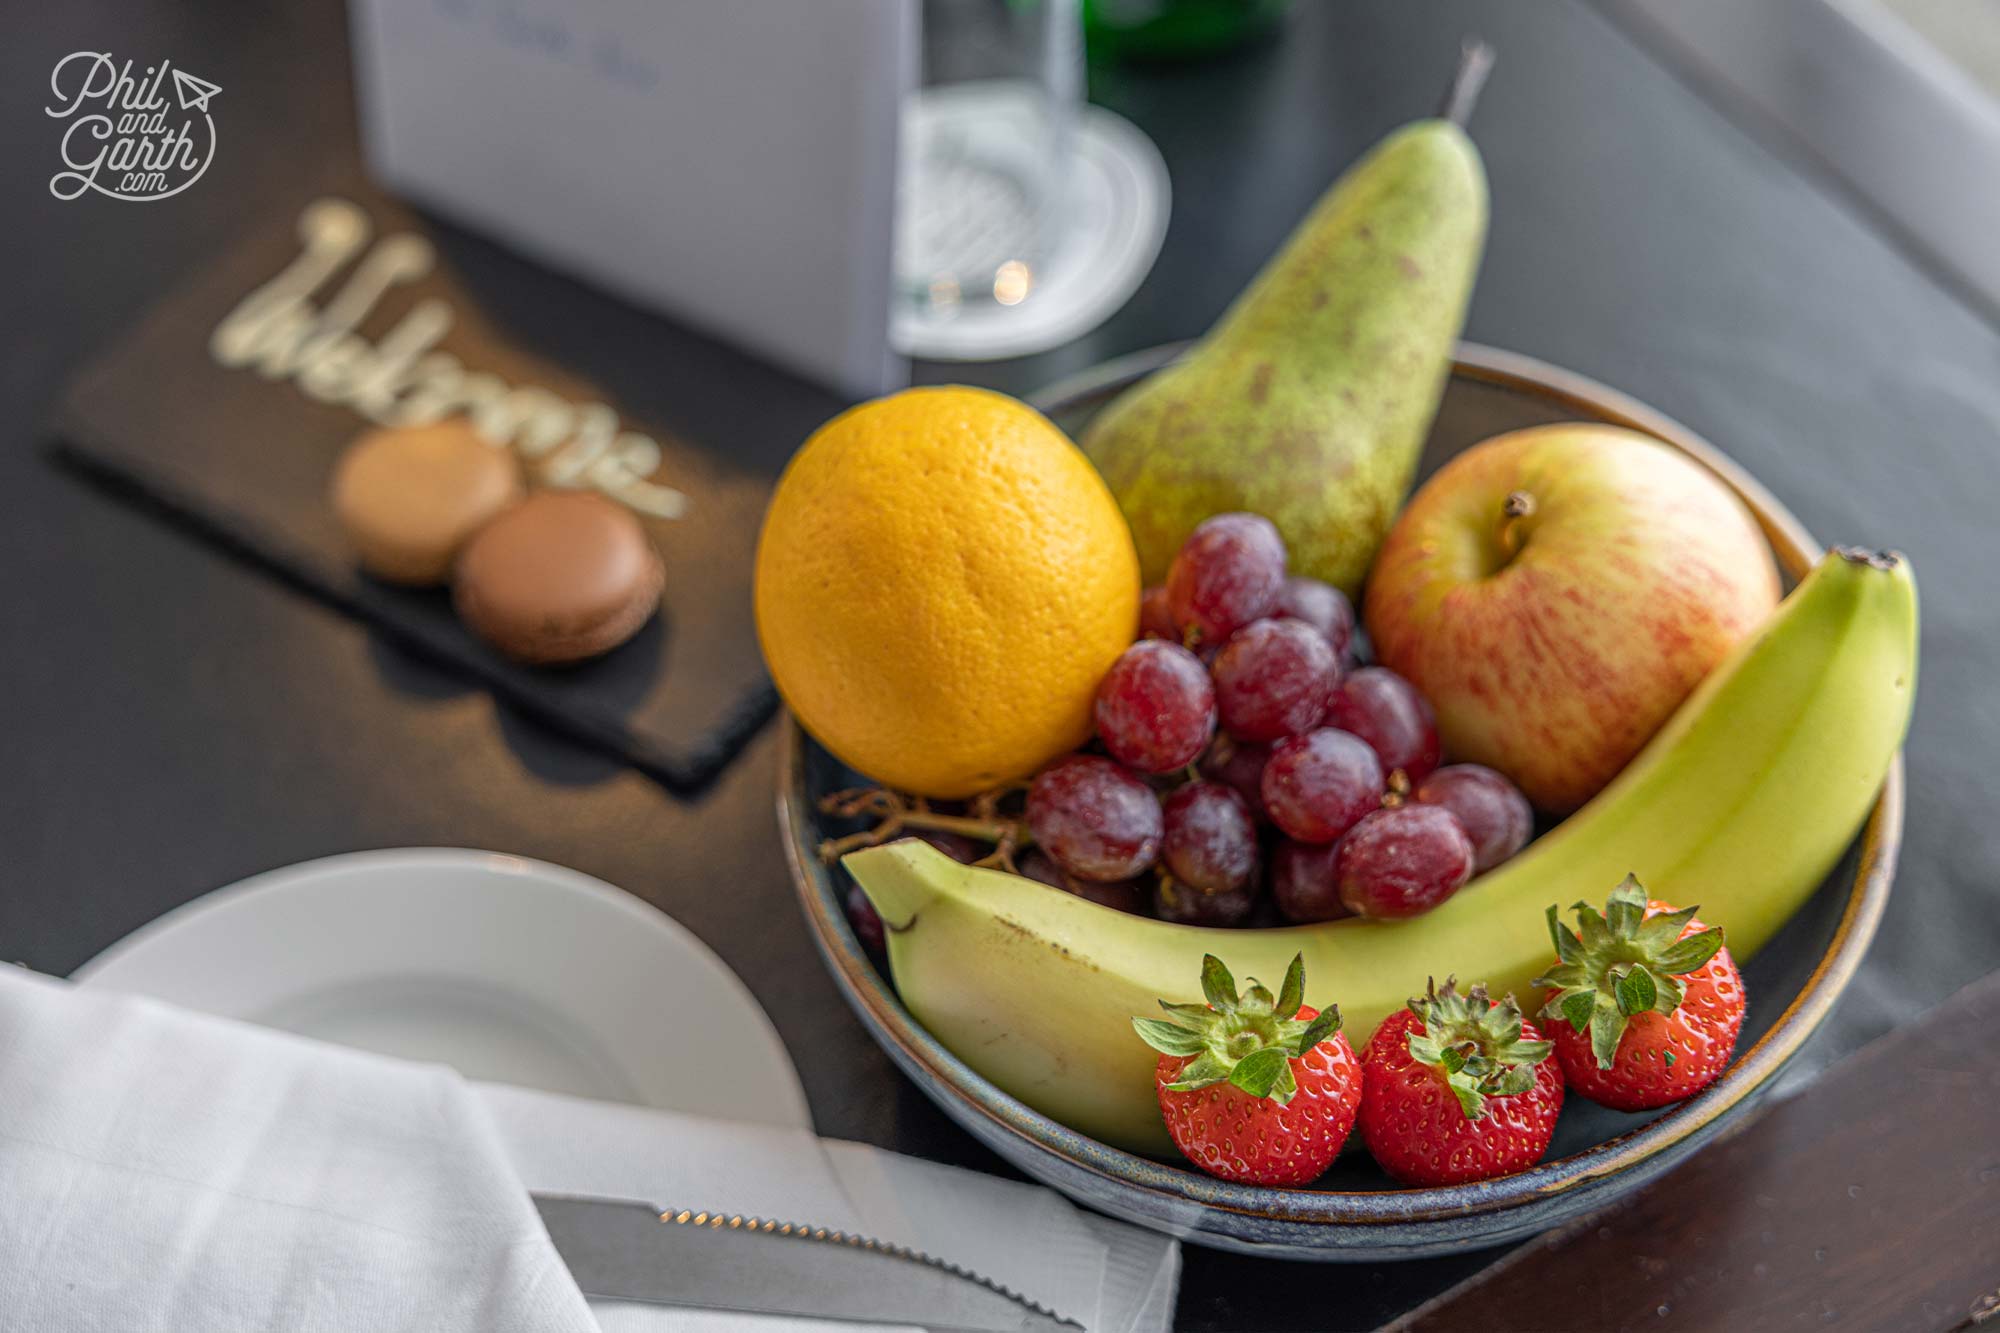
[1535,873,1726,1071]
[1132,953,1340,1106]
[1405,976,1552,1120]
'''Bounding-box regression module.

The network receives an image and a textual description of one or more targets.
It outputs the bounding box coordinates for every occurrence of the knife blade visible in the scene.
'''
[532,1193,1084,1332]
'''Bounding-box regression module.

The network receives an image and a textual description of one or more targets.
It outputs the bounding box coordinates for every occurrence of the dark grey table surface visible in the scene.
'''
[3,2,1995,1328]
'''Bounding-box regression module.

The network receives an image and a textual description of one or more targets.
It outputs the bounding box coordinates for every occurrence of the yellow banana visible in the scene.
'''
[846,547,1917,1153]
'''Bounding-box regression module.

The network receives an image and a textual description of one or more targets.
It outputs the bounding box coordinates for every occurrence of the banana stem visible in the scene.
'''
[1835,545,1902,571]
[1439,38,1496,128]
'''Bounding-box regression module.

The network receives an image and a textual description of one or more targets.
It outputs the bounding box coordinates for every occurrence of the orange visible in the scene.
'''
[755,387,1140,798]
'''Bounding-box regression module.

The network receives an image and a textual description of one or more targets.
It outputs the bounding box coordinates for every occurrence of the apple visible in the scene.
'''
[1362,424,1780,813]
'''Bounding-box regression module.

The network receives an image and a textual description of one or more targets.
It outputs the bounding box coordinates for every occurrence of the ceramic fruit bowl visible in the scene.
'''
[780,342,1901,1261]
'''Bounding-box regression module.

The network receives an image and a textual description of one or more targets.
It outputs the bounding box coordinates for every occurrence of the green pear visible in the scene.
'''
[1082,55,1490,596]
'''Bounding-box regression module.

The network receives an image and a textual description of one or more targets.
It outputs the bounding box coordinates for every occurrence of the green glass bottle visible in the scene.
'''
[1083,0,1290,62]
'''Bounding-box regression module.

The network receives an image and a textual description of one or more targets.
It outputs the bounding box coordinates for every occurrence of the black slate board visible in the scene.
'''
[52,176,850,792]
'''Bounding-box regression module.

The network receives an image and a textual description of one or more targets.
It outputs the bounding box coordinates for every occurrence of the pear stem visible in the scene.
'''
[1439,38,1496,128]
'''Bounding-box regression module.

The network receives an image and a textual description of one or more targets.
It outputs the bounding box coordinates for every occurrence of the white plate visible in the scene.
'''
[73,848,812,1131]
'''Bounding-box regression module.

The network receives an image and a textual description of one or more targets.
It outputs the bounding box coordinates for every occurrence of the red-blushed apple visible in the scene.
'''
[1362,424,1780,813]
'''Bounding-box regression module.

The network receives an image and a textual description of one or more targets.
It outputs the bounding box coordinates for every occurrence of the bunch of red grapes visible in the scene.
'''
[1023,513,1535,927]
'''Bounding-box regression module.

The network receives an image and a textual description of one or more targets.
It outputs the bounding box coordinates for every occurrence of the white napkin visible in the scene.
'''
[0,966,594,1333]
[0,968,1179,1332]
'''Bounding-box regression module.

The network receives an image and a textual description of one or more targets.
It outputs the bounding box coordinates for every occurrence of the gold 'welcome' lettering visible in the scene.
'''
[209,197,687,519]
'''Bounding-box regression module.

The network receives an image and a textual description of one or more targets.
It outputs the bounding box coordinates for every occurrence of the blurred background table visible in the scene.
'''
[3,1,1996,1327]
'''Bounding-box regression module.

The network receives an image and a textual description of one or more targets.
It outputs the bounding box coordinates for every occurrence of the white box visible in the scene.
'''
[350,0,913,398]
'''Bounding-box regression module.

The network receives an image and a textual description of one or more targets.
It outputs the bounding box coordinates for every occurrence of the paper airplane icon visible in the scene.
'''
[171,67,221,113]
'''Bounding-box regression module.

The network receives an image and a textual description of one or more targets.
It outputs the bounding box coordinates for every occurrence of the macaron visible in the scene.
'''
[331,420,523,585]
[453,490,664,665]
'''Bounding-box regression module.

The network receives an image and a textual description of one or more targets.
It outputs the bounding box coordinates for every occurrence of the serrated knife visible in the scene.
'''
[532,1194,1084,1332]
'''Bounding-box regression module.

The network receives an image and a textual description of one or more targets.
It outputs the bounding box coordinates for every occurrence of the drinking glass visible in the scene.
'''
[896,0,1082,317]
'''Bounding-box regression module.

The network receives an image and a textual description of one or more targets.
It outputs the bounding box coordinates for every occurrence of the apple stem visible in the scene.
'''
[1498,490,1537,561]
[1439,38,1497,128]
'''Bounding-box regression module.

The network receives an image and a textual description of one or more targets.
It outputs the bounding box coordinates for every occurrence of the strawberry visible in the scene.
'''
[1132,953,1360,1185]
[1357,978,1563,1187]
[1536,874,1745,1111]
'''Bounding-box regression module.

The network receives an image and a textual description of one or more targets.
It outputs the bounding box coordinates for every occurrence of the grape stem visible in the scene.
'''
[815,786,1031,871]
